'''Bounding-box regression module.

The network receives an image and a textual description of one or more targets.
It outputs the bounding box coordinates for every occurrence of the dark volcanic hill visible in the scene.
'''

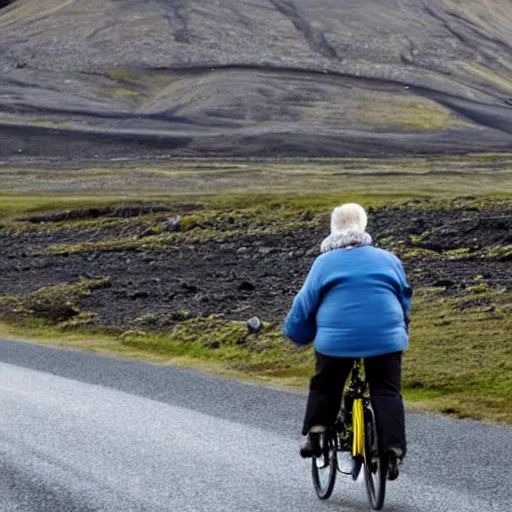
[1,0,512,160]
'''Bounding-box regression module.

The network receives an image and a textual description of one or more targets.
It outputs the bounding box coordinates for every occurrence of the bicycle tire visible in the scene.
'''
[311,431,337,500]
[363,401,386,510]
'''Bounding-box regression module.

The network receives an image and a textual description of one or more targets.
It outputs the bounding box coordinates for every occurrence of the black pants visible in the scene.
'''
[302,351,406,455]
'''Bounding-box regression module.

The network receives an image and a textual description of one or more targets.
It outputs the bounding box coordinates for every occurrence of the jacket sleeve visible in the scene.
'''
[283,257,323,345]
[396,259,413,330]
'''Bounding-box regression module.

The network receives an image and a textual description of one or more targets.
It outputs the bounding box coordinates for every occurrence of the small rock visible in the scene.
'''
[434,279,455,288]
[180,282,198,293]
[162,215,181,232]
[204,340,221,349]
[239,281,255,292]
[237,247,248,254]
[247,316,263,333]
[169,310,194,322]
[439,228,458,237]
[129,290,149,299]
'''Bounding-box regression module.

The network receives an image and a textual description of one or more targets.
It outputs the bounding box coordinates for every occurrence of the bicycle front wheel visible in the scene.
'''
[363,401,386,510]
[311,431,337,500]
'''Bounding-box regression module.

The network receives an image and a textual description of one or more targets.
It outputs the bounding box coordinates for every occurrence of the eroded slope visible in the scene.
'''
[0,0,511,159]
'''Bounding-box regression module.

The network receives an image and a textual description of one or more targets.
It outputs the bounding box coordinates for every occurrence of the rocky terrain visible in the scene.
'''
[1,198,510,328]
[1,0,512,161]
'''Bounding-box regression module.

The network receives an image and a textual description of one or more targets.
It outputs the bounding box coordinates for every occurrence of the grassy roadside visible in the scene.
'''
[1,283,511,424]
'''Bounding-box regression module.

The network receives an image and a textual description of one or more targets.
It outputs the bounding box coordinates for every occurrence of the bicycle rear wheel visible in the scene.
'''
[363,401,386,510]
[311,431,337,500]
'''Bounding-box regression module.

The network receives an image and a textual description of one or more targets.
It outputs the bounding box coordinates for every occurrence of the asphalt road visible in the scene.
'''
[0,339,510,511]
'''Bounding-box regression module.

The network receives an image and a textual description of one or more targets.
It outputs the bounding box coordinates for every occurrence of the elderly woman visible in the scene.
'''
[284,203,412,480]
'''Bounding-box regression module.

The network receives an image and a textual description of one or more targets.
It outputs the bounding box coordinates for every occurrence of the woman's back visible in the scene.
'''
[314,245,409,358]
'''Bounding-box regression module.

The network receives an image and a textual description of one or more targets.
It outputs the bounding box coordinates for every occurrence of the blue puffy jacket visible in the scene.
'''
[284,245,412,358]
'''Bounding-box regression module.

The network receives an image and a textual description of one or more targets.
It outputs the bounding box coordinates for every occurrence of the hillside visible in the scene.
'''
[1,0,512,160]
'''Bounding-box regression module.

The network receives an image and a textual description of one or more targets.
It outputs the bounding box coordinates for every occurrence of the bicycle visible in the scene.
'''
[311,360,387,510]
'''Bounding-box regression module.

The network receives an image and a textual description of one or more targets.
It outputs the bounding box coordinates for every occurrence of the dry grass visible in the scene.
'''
[1,155,512,197]
[357,96,470,131]
[463,63,512,92]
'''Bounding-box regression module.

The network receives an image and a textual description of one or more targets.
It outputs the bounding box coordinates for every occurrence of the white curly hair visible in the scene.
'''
[330,203,368,234]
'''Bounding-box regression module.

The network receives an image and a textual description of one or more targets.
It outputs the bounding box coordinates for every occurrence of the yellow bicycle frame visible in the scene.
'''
[352,398,365,457]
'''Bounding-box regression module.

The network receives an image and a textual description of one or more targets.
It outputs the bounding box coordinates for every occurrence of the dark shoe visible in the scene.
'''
[300,432,321,458]
[387,447,404,481]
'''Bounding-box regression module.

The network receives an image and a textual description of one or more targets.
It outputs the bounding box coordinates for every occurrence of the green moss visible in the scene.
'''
[171,317,247,346]
[58,311,100,330]
[462,63,512,92]
[441,246,512,261]
[132,313,160,327]
[357,97,469,131]
[378,236,395,247]
[403,248,440,258]
[180,215,201,230]
[405,195,512,212]
[120,330,149,340]
[147,224,164,235]
[445,247,471,257]
[0,197,122,222]
[100,87,140,98]
[43,236,172,255]
[410,231,431,244]
[5,216,134,235]
[102,69,150,84]
[0,296,18,314]
[487,246,512,258]
[467,283,490,293]
[0,296,18,305]
[42,228,228,255]
[16,278,111,323]
[5,120,76,130]
[170,310,194,322]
